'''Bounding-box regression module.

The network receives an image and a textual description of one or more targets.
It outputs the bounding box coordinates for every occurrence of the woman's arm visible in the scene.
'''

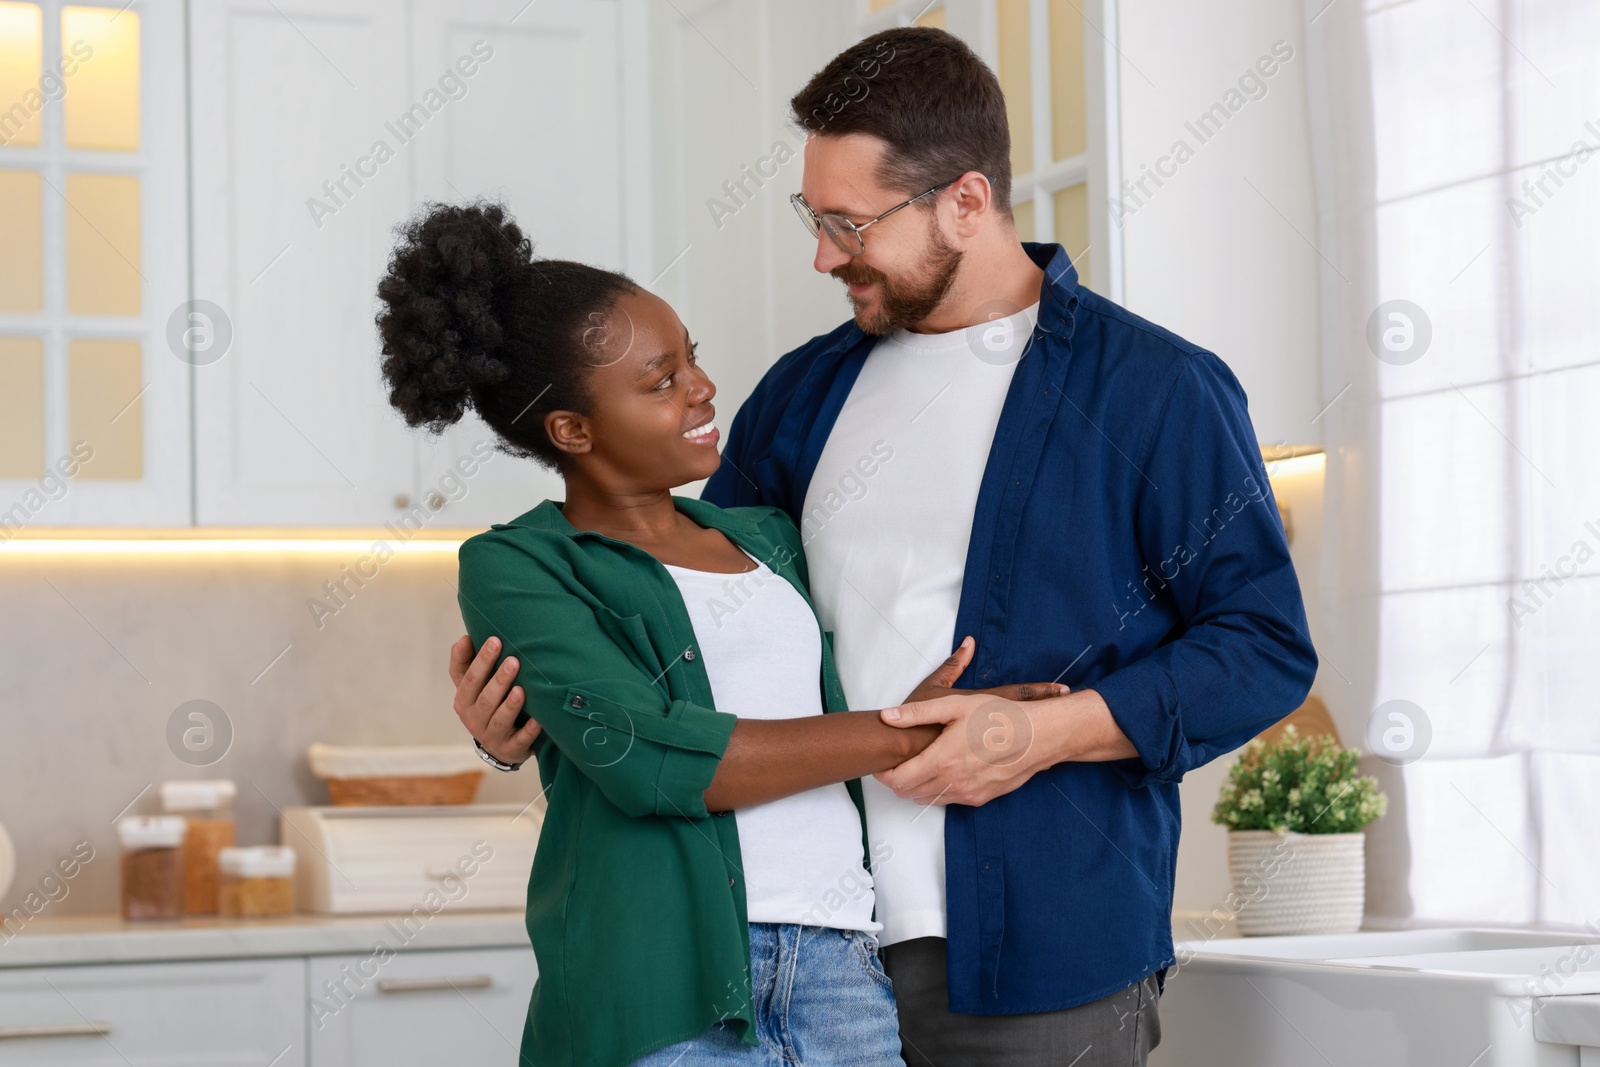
[703,713,941,811]
[451,621,1065,812]
[704,636,1063,809]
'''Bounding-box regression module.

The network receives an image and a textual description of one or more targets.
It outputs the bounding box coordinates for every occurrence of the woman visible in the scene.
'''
[375,201,1059,1067]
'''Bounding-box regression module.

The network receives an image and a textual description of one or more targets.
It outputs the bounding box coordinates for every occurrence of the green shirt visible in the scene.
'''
[456,497,865,1067]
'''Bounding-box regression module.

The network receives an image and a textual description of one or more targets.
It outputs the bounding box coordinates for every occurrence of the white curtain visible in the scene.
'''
[1305,0,1600,927]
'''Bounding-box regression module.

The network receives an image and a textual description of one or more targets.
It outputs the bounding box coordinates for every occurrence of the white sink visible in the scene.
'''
[1153,928,1600,1067]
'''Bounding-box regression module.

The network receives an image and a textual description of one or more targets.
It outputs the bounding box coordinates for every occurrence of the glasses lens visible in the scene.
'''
[791,196,821,238]
[820,215,864,256]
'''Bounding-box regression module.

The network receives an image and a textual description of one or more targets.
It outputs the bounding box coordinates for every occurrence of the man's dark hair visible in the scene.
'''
[789,27,1012,216]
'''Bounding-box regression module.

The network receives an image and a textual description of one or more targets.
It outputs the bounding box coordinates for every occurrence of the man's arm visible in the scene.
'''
[1088,351,1318,782]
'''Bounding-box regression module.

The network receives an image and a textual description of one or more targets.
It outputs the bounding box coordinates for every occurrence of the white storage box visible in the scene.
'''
[280,804,540,915]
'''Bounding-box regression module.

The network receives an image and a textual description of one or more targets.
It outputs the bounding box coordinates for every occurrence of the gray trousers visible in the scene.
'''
[879,937,1162,1067]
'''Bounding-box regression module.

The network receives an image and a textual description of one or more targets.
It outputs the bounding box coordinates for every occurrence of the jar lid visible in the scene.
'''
[117,815,186,849]
[219,846,295,878]
[160,779,237,812]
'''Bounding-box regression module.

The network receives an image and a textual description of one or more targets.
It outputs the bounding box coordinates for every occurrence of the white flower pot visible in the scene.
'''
[1226,830,1366,936]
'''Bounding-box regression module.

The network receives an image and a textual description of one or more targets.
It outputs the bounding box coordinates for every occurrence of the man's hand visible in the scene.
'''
[449,634,543,766]
[903,636,1066,706]
[874,687,1136,807]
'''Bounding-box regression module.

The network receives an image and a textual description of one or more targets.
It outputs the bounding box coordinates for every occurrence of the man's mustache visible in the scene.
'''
[831,263,886,286]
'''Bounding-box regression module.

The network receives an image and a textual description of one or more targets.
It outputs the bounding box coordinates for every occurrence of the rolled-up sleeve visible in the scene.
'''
[456,533,737,818]
[1090,351,1318,785]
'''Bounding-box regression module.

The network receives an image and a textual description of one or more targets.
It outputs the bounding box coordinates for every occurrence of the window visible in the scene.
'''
[1308,0,1600,926]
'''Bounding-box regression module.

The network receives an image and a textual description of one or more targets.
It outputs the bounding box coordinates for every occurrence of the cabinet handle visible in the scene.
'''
[376,975,493,994]
[0,1021,112,1039]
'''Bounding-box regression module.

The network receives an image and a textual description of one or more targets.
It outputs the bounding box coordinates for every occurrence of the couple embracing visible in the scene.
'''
[375,26,1315,1067]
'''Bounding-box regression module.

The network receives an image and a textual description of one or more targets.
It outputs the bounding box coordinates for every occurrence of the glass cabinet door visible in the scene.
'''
[0,0,191,529]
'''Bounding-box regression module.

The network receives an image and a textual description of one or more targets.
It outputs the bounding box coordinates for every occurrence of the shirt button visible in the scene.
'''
[715,810,728,818]
[684,648,696,662]
[727,876,735,887]
[570,695,586,709]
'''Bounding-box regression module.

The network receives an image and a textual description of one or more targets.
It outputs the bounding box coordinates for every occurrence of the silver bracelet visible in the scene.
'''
[474,736,523,772]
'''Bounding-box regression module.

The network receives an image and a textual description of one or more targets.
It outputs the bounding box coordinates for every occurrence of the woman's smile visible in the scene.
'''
[682,414,719,446]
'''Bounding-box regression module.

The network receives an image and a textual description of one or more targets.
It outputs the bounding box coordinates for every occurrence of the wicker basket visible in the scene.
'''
[1227,829,1366,936]
[308,744,485,807]
[323,771,483,807]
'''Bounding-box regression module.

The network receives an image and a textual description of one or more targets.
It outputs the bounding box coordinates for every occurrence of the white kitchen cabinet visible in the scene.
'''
[189,0,419,526]
[0,956,305,1066]
[307,946,537,1065]
[188,0,651,528]
[405,0,651,529]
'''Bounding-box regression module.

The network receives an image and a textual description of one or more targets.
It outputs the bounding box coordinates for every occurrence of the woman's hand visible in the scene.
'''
[902,635,1067,706]
[449,634,543,765]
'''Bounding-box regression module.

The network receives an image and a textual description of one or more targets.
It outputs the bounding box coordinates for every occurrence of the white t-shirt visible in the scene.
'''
[663,553,880,934]
[799,302,1040,947]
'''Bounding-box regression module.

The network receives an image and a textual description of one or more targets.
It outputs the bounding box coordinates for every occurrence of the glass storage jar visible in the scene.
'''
[160,779,236,915]
[118,815,186,920]
[217,846,295,917]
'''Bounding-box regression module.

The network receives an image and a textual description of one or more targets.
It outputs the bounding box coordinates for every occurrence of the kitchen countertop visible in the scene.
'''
[0,909,529,969]
[5,909,1232,971]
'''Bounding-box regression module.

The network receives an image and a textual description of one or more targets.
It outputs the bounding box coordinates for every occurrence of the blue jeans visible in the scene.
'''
[629,923,905,1066]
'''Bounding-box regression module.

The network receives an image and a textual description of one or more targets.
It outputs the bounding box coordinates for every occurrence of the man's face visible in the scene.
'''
[799,133,963,335]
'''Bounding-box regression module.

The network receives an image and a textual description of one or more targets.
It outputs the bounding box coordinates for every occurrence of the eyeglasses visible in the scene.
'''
[790,180,959,257]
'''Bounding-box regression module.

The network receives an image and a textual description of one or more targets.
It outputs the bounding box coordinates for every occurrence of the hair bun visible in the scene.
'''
[375,200,532,431]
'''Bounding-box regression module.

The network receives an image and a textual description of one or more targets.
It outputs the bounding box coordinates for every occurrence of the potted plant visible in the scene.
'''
[1211,725,1388,936]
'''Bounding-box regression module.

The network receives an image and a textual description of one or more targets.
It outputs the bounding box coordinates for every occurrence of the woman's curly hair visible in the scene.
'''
[374,199,636,470]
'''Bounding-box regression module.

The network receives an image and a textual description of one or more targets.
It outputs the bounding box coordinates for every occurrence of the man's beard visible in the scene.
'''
[831,218,963,335]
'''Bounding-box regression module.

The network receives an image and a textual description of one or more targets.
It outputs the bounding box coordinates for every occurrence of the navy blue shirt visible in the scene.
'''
[702,242,1317,1014]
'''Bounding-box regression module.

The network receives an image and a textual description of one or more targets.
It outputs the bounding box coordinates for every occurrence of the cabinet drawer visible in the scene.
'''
[0,957,305,1066]
[308,946,536,1066]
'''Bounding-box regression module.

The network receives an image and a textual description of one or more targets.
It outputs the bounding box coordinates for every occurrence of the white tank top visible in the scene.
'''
[663,553,880,933]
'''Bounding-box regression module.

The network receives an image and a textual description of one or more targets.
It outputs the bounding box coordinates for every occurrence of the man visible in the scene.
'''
[453,27,1316,1067]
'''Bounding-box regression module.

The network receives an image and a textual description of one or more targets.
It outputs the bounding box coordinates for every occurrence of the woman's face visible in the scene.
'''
[548,288,722,492]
